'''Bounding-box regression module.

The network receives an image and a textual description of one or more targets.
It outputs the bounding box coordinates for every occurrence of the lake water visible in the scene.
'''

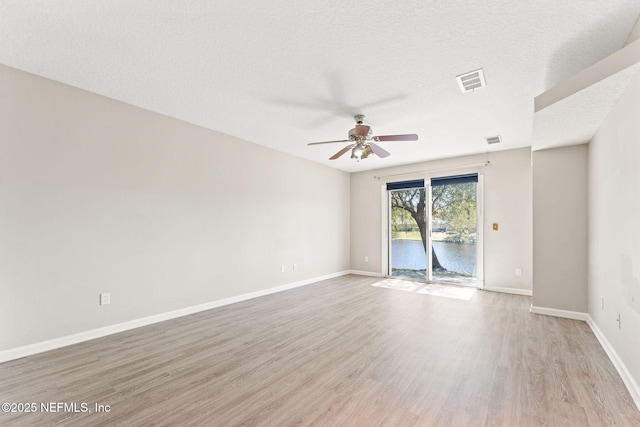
[391,239,476,275]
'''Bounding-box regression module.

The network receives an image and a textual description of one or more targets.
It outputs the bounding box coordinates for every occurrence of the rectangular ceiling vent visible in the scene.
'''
[456,68,486,93]
[485,135,501,145]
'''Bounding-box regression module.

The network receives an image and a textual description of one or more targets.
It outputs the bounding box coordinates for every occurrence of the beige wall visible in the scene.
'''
[0,64,350,351]
[531,144,589,312]
[588,70,640,390]
[350,148,532,293]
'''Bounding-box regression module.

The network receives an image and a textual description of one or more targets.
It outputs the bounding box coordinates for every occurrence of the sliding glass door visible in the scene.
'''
[429,174,479,286]
[388,180,427,280]
[387,174,483,287]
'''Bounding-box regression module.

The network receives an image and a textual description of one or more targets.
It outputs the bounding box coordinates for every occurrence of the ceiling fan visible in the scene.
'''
[308,114,418,161]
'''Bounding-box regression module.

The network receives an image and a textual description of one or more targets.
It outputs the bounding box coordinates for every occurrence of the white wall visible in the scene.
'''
[0,64,350,352]
[350,148,532,293]
[588,70,640,392]
[532,144,588,313]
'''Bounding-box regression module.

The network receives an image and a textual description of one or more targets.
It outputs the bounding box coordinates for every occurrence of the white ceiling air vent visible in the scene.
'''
[485,135,501,145]
[456,68,486,93]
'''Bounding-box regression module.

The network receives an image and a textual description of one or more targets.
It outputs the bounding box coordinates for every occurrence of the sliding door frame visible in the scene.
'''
[425,172,484,288]
[382,171,484,288]
[382,178,427,280]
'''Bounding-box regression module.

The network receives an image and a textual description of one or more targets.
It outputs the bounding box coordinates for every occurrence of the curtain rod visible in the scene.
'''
[373,161,490,180]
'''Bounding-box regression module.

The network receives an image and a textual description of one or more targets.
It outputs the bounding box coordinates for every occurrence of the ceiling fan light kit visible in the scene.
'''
[351,143,373,160]
[308,115,418,161]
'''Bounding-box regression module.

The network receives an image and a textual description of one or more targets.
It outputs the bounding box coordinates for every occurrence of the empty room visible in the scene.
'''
[2,1,640,426]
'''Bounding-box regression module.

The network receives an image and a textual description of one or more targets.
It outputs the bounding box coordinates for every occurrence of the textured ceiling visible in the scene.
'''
[533,45,640,151]
[1,1,639,172]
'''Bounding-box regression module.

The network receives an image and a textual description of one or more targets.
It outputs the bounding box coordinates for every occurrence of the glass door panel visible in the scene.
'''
[389,188,427,280]
[430,178,477,286]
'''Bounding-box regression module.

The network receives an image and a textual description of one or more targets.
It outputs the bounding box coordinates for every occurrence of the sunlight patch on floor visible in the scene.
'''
[372,278,476,301]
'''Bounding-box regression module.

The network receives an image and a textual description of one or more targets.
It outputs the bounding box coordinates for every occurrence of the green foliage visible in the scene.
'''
[432,183,476,243]
[391,182,477,244]
[390,188,425,236]
[391,203,416,233]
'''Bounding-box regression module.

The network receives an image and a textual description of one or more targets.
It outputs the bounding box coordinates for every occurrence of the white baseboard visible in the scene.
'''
[348,270,384,277]
[484,286,532,296]
[586,316,640,411]
[0,271,350,363]
[529,305,589,321]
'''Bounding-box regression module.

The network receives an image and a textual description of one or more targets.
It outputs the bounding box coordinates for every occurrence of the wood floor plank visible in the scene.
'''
[1,275,639,426]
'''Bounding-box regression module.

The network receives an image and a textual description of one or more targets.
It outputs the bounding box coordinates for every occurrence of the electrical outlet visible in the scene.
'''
[100,293,110,306]
[617,313,621,329]
[515,268,522,277]
[281,266,285,273]
[365,256,369,263]
[293,263,297,271]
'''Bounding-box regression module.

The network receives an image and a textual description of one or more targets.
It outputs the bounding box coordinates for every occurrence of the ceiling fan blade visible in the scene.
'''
[330,144,355,160]
[373,134,418,142]
[308,139,350,146]
[369,142,391,158]
[354,125,370,136]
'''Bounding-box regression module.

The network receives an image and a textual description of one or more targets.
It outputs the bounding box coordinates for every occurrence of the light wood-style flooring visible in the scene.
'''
[1,275,639,426]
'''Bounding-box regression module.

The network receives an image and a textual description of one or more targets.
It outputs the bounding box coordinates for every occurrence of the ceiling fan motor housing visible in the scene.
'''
[348,127,372,140]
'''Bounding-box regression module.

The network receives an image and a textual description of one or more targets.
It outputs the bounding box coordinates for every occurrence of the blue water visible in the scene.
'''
[391,239,476,275]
